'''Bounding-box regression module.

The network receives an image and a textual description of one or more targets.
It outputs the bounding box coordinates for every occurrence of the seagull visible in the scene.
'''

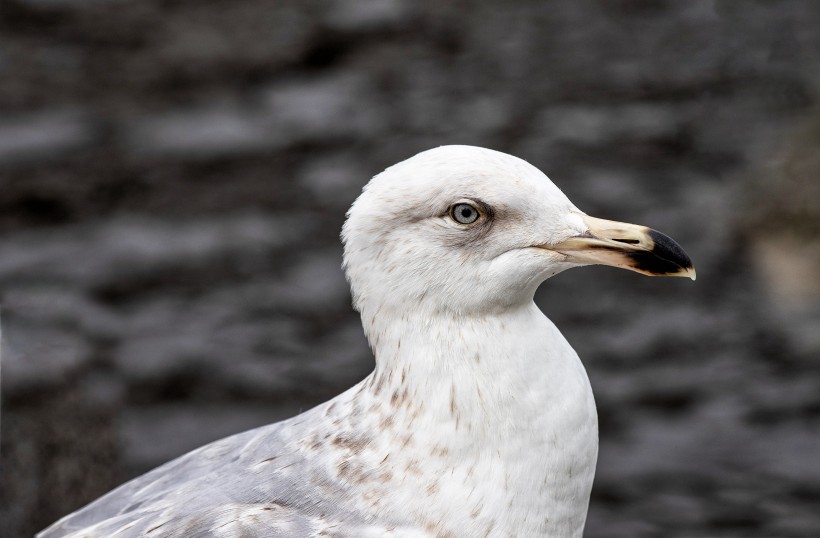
[40,145,695,538]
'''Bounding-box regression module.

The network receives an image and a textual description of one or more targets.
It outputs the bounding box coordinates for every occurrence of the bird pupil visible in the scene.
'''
[452,203,478,224]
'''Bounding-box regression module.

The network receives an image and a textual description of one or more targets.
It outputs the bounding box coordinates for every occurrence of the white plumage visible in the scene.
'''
[40,145,694,537]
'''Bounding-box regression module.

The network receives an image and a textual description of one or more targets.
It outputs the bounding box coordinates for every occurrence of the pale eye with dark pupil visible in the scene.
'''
[451,203,479,224]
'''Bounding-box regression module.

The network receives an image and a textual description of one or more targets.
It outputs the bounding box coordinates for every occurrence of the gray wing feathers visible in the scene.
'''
[37,424,335,538]
[37,396,417,537]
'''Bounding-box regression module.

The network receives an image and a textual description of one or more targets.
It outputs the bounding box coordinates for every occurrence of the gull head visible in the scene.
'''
[342,145,694,318]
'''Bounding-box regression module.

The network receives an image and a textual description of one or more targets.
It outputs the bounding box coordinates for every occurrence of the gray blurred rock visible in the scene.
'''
[126,107,279,158]
[0,213,310,288]
[534,104,684,147]
[2,286,122,339]
[267,250,351,312]
[323,0,413,33]
[261,72,386,142]
[125,72,385,158]
[298,151,368,209]
[0,110,94,165]
[2,321,91,394]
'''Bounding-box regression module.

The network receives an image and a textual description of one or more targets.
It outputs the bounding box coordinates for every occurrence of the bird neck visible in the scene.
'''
[362,301,591,440]
[355,301,598,536]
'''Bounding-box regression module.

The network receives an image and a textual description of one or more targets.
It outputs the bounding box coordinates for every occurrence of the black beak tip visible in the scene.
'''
[630,229,695,277]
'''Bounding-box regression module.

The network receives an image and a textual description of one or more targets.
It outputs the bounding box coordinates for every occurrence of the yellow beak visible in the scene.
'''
[550,215,696,280]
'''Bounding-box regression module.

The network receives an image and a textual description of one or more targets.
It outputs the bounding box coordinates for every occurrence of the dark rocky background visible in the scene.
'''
[2,0,819,536]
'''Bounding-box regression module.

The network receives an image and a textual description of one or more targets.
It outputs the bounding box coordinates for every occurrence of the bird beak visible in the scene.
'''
[550,214,696,280]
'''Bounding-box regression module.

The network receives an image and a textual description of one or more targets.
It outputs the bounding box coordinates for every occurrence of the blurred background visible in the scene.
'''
[1,0,819,536]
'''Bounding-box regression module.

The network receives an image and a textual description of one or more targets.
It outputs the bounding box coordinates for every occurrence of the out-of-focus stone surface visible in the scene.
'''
[743,108,820,358]
[1,1,819,536]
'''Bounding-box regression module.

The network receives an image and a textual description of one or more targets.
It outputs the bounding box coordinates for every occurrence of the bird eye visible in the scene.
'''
[450,203,480,225]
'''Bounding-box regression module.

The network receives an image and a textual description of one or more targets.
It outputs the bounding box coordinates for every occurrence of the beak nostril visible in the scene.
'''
[612,238,640,245]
